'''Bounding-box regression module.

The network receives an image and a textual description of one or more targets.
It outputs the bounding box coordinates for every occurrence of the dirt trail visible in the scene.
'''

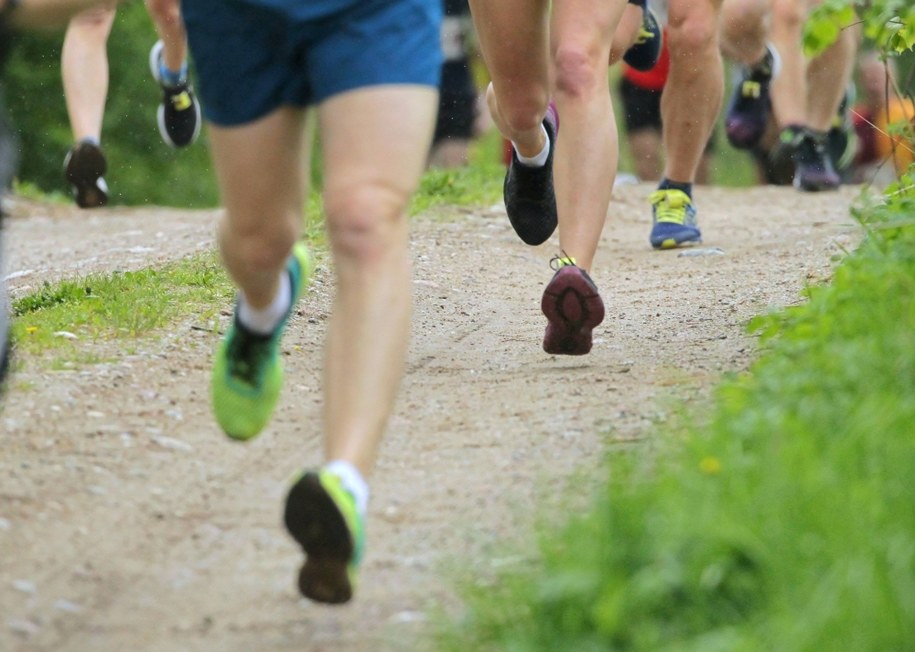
[1,184,860,651]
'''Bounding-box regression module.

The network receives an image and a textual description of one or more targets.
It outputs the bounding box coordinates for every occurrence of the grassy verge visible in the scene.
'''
[11,251,233,366]
[411,130,506,215]
[437,173,915,651]
[8,146,504,368]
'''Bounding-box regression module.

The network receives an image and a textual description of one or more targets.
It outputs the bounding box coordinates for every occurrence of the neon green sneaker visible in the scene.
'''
[284,470,365,604]
[211,243,312,441]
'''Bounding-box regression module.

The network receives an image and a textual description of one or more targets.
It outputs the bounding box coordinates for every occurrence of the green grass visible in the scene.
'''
[411,131,506,215]
[11,251,233,365]
[7,150,501,368]
[437,172,915,651]
[11,179,72,206]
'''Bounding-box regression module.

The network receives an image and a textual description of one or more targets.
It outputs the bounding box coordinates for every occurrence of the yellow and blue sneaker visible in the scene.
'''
[211,243,312,441]
[649,189,702,250]
[284,470,365,604]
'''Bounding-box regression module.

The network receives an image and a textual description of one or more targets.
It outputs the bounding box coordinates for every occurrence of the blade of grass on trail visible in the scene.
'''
[437,175,915,651]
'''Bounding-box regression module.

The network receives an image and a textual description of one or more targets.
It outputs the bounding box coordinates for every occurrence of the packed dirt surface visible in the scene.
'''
[1,184,861,652]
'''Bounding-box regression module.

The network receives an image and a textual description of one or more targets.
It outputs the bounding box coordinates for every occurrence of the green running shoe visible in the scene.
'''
[284,470,365,604]
[211,243,312,441]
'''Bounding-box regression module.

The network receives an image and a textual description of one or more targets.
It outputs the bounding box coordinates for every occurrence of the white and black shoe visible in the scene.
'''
[149,40,201,148]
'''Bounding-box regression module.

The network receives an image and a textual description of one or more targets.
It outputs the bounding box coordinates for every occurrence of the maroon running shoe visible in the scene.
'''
[541,262,605,356]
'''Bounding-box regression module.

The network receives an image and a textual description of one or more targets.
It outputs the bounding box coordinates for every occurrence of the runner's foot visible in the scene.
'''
[63,141,108,209]
[725,43,780,150]
[149,40,201,148]
[541,256,605,356]
[504,102,559,246]
[648,188,701,249]
[622,4,663,72]
[284,470,365,604]
[211,243,312,441]
[777,126,841,192]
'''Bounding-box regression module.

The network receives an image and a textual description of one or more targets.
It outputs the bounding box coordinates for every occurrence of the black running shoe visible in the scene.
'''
[504,102,558,246]
[63,141,108,209]
[149,40,201,148]
[623,4,663,72]
[725,44,780,150]
[777,126,840,192]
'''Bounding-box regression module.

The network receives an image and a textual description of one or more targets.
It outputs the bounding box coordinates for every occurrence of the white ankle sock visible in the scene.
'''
[237,271,291,335]
[324,460,369,515]
[513,124,550,167]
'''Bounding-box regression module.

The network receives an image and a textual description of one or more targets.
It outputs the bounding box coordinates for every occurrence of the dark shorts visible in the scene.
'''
[434,60,477,143]
[618,77,718,154]
[619,76,662,134]
[182,0,442,126]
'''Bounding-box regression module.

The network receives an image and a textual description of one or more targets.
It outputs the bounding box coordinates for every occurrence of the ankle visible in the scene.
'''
[658,178,693,198]
[159,61,188,88]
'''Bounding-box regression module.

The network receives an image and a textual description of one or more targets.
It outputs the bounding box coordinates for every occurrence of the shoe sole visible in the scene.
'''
[284,473,354,604]
[541,268,605,356]
[651,235,701,250]
[149,39,163,83]
[64,146,108,209]
[793,175,839,192]
[157,100,202,149]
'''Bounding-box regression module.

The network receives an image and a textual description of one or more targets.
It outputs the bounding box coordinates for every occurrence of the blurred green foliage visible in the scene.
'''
[437,167,915,652]
[4,4,218,208]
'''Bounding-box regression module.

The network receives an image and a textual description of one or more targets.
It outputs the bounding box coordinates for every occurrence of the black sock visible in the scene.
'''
[627,0,646,6]
[658,178,693,198]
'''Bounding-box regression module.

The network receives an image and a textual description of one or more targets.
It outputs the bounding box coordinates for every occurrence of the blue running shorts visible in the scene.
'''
[182,0,443,126]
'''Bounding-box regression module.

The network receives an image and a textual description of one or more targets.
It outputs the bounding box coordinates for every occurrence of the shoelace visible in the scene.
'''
[649,190,692,224]
[740,80,762,99]
[227,327,272,386]
[635,24,653,44]
[549,251,577,271]
[168,89,193,111]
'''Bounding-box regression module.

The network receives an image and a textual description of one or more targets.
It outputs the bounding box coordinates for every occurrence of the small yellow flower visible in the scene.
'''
[26,326,38,334]
[700,456,721,475]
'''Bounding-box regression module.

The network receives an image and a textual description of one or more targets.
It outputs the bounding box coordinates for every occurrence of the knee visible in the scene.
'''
[223,211,299,273]
[325,186,408,264]
[721,0,769,40]
[667,5,720,58]
[70,6,116,31]
[553,46,601,101]
[145,0,181,27]
[772,0,805,33]
[720,0,770,62]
